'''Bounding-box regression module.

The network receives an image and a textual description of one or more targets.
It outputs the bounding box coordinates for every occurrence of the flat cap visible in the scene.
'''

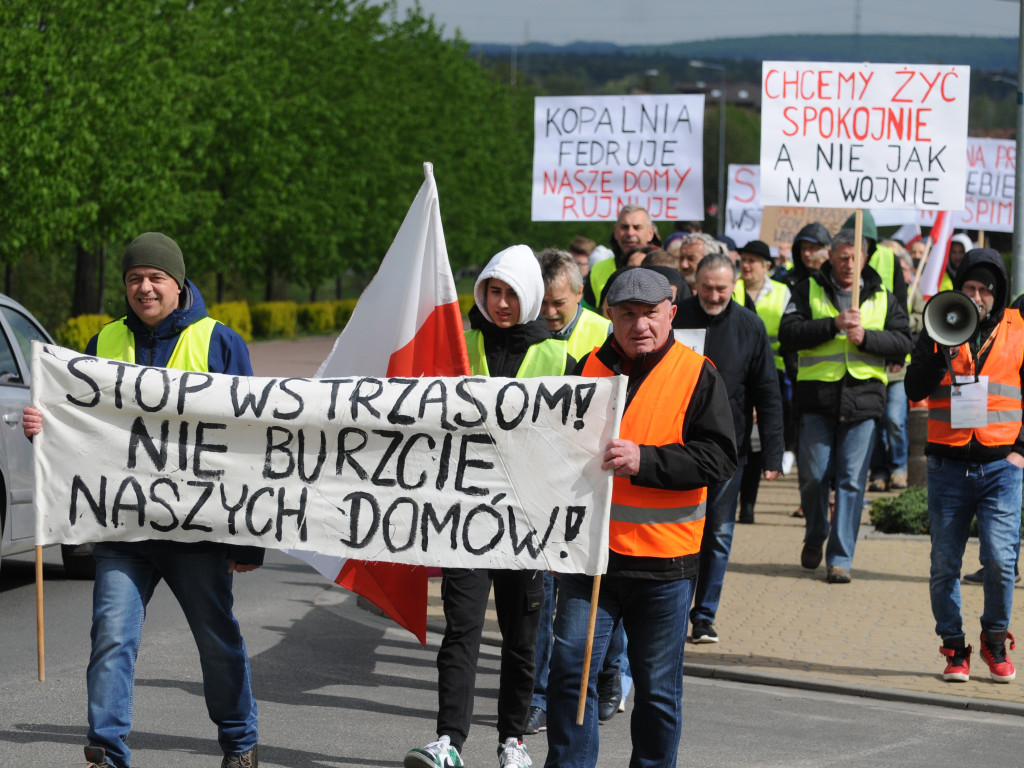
[606,267,673,307]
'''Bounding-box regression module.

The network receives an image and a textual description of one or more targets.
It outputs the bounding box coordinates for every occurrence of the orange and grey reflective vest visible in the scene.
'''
[582,342,707,559]
[96,316,218,371]
[927,309,1024,447]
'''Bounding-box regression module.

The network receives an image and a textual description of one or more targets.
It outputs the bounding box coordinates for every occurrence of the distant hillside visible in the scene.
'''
[474,34,1018,72]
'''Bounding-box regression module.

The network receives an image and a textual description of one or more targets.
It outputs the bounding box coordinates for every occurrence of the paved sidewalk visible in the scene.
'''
[249,338,1024,715]
[424,474,1024,716]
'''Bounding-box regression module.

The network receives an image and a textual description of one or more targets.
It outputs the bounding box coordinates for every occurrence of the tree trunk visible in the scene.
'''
[217,272,225,304]
[72,245,98,316]
[335,274,342,300]
[96,244,107,314]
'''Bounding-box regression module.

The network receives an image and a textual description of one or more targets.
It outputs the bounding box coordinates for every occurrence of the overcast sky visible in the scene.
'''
[388,0,1020,46]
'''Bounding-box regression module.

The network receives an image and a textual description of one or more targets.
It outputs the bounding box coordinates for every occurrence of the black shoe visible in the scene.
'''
[596,671,621,722]
[690,619,719,643]
[738,505,755,524]
[84,746,113,768]
[800,542,822,570]
[963,566,1022,585]
[524,705,546,734]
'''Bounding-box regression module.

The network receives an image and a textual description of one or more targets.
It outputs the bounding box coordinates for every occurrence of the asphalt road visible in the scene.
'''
[3,547,1024,767]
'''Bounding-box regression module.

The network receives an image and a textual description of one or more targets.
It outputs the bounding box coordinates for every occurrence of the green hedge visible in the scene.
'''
[334,299,357,330]
[209,301,253,343]
[251,301,298,339]
[870,486,982,537]
[297,301,337,335]
[55,314,114,351]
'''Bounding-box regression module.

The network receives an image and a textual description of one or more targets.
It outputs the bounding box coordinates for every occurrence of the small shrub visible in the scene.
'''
[209,301,253,343]
[870,486,930,535]
[55,314,114,351]
[297,302,337,335]
[333,299,357,330]
[251,301,297,339]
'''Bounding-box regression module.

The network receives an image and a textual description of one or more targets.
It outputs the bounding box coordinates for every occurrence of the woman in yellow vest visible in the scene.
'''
[407,245,572,768]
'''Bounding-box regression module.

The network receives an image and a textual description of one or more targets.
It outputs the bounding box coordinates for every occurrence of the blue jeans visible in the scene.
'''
[691,462,744,623]
[544,573,694,768]
[88,543,258,768]
[532,572,558,710]
[927,455,1022,640]
[798,413,876,571]
[871,380,909,477]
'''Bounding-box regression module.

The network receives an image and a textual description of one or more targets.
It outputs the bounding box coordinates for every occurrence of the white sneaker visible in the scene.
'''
[405,735,464,768]
[781,450,796,476]
[498,737,532,768]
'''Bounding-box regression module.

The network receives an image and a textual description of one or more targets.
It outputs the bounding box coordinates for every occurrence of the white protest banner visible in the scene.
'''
[725,164,763,247]
[915,137,1016,232]
[760,62,970,209]
[532,94,705,221]
[32,343,624,575]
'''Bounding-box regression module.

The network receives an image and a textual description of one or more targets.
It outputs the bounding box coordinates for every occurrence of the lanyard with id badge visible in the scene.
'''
[949,329,996,429]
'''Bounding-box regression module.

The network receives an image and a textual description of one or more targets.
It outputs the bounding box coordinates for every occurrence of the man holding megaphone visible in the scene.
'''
[906,248,1023,685]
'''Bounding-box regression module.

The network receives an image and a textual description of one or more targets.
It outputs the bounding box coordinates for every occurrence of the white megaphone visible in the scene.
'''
[923,290,980,348]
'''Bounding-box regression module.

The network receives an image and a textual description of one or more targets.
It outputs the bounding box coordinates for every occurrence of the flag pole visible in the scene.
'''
[575,574,602,725]
[978,230,986,249]
[35,545,45,681]
[852,210,863,307]
[909,237,934,302]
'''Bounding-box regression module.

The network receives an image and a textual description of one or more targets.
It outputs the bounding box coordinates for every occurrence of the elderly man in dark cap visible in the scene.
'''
[543,268,737,768]
[24,232,261,768]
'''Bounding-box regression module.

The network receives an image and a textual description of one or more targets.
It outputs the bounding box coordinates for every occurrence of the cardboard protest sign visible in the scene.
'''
[759,206,855,250]
[760,62,970,209]
[532,94,705,221]
[32,343,624,575]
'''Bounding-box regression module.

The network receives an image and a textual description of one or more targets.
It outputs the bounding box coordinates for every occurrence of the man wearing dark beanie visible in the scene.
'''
[907,247,1023,685]
[22,232,261,768]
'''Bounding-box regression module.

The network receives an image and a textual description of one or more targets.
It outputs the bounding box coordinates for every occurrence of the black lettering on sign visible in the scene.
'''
[264,426,295,480]
[339,491,380,548]
[297,429,326,483]
[231,377,278,417]
[276,486,308,542]
[455,433,494,497]
[183,481,214,532]
[176,372,213,415]
[421,500,461,550]
[193,422,227,479]
[245,486,275,536]
[370,429,403,487]
[387,378,419,425]
[135,367,171,413]
[148,478,181,532]
[397,432,434,490]
[222,485,249,535]
[66,357,101,408]
[573,383,597,430]
[418,379,455,431]
[453,378,487,427]
[128,417,169,471]
[496,381,529,430]
[533,382,572,425]
[565,505,586,542]
[508,503,559,558]
[70,475,106,526]
[273,378,305,420]
[107,360,134,409]
[383,497,418,552]
[336,427,369,479]
[112,476,145,528]
[462,500,504,555]
[349,378,383,420]
[322,378,354,420]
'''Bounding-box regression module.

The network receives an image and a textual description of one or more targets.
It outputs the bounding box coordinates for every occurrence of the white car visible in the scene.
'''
[0,294,93,577]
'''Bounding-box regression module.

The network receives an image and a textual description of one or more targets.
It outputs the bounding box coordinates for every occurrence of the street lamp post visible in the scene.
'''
[690,59,726,236]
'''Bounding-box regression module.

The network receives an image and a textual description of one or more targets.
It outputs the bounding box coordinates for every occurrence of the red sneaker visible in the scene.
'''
[980,631,1016,683]
[939,642,971,682]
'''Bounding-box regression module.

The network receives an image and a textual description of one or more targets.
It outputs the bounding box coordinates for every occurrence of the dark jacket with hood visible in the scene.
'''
[779,262,912,423]
[575,334,737,580]
[85,279,263,566]
[905,248,1024,461]
[781,222,832,288]
[672,296,784,470]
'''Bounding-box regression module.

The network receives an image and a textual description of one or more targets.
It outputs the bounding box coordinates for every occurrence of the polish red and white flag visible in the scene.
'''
[291,163,469,645]
[890,222,922,249]
[917,211,953,299]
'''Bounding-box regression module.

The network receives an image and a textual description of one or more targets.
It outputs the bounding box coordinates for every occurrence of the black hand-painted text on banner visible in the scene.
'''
[31,343,624,575]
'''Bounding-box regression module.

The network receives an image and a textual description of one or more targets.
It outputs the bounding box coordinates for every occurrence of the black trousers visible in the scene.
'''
[436,568,544,749]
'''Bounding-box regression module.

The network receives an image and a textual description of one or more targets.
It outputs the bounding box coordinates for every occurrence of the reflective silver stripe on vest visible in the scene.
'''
[929,409,1024,424]
[609,501,706,525]
[847,351,884,368]
[932,383,1023,400]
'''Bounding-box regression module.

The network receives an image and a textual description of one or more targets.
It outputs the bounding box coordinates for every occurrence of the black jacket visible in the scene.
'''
[576,335,737,580]
[905,247,1024,461]
[467,306,575,376]
[672,297,784,469]
[779,262,912,422]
